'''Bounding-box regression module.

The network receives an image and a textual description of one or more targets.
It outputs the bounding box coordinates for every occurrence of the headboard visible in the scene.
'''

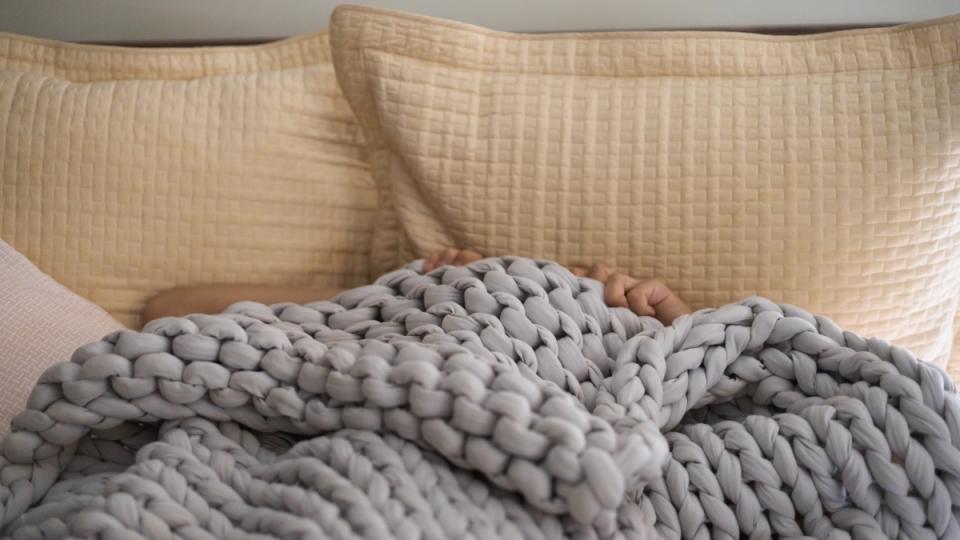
[2,0,956,45]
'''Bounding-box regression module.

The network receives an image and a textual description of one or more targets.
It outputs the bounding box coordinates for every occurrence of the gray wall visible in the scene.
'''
[1,0,958,43]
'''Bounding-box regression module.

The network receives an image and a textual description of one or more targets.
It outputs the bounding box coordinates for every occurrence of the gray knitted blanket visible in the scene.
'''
[2,257,958,540]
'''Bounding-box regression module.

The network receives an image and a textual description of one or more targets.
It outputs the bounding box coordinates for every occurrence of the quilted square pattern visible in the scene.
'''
[0,31,376,328]
[331,7,960,367]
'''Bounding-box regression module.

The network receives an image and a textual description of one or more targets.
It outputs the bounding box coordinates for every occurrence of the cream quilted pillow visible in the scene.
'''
[331,7,960,367]
[0,240,122,439]
[0,31,376,328]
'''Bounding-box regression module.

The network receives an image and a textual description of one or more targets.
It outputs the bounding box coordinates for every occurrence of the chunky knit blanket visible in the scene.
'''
[2,257,959,540]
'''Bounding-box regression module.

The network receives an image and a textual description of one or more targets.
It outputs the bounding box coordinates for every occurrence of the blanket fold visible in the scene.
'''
[1,257,958,539]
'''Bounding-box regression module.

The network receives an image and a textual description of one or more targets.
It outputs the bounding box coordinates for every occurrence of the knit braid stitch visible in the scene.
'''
[1,257,958,539]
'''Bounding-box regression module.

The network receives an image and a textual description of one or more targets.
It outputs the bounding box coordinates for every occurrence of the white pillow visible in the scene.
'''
[0,240,122,438]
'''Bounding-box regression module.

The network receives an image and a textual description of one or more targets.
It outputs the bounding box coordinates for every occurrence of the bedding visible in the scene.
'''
[1,256,958,539]
[0,240,121,440]
[0,30,376,329]
[329,6,960,368]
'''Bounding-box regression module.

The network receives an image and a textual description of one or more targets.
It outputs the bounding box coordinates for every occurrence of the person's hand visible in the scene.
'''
[422,247,484,272]
[570,264,691,325]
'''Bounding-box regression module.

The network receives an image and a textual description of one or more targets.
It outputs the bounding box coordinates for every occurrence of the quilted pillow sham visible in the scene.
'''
[0,31,376,328]
[330,7,960,367]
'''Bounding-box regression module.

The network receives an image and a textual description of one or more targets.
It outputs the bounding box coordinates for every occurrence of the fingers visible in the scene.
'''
[627,279,693,325]
[424,247,484,272]
[440,248,459,267]
[607,275,676,321]
[423,248,455,271]
[423,248,457,271]
[423,250,442,272]
[570,267,586,277]
[625,282,658,317]
[653,292,692,326]
[633,279,669,306]
[455,249,483,265]
[656,299,692,325]
[604,272,638,308]
[589,263,611,283]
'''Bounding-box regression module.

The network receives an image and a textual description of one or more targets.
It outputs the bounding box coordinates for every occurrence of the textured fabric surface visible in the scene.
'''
[330,6,960,369]
[0,30,376,328]
[0,240,121,440]
[953,317,960,381]
[2,257,959,539]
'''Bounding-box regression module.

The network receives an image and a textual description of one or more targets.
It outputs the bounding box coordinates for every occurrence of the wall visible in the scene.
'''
[1,0,958,43]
